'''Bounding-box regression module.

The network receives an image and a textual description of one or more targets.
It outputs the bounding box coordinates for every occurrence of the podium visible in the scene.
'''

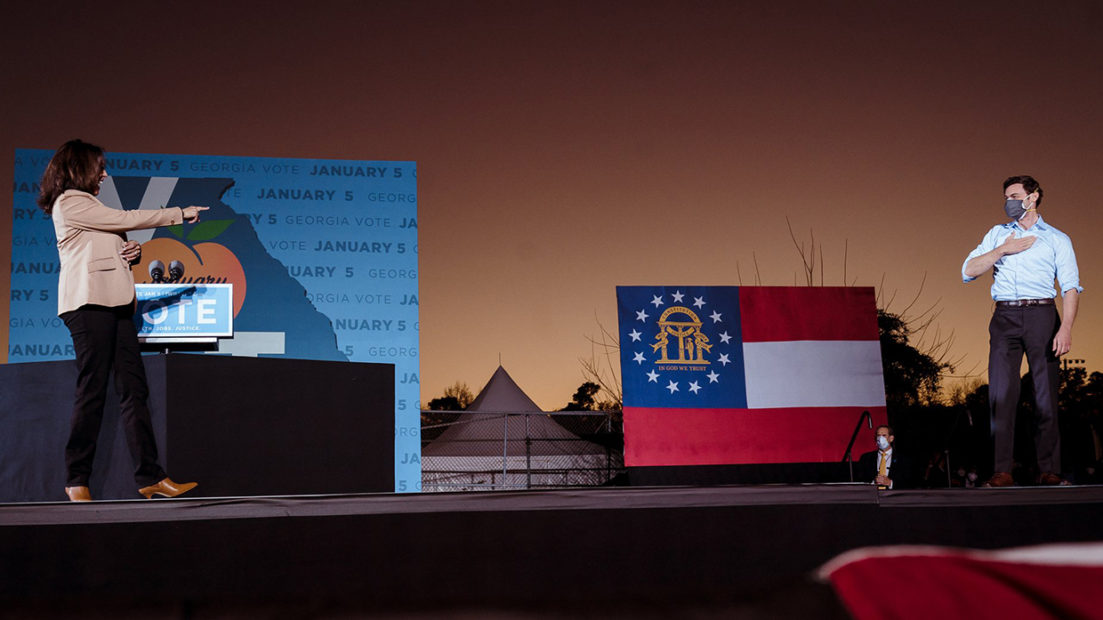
[0,354,394,502]
[135,283,233,348]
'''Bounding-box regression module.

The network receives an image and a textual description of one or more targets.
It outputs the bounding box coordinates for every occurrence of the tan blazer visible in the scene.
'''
[52,189,185,315]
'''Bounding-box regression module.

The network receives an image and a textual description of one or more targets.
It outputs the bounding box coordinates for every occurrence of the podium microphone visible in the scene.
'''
[168,260,185,283]
[149,260,165,283]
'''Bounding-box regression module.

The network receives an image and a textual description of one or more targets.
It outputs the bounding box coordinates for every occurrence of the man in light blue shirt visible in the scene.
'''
[962,175,1081,487]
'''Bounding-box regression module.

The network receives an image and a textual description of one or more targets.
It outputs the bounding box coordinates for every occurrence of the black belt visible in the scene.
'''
[996,298,1055,307]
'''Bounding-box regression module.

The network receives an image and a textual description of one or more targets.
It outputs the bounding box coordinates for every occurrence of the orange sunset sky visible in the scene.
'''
[3,1,1102,410]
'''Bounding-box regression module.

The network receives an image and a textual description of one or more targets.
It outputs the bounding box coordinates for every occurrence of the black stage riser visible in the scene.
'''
[0,355,395,501]
[2,487,1101,610]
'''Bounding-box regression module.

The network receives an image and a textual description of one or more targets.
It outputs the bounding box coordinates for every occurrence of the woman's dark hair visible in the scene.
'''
[1003,174,1043,208]
[36,139,106,214]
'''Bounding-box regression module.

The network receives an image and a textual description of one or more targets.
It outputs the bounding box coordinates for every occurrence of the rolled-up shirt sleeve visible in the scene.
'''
[962,227,1001,283]
[1054,232,1083,295]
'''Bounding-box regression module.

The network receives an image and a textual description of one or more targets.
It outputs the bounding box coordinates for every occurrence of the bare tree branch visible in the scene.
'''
[843,238,848,286]
[581,312,623,410]
[818,244,824,286]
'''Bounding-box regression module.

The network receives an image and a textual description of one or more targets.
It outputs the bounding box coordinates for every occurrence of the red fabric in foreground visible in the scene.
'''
[738,286,879,342]
[826,550,1103,620]
[623,406,888,466]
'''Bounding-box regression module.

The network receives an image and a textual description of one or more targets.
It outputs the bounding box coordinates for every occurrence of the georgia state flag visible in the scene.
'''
[616,286,887,466]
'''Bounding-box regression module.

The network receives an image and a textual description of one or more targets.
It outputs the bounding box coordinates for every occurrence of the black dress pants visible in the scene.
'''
[987,304,1062,475]
[61,304,166,487]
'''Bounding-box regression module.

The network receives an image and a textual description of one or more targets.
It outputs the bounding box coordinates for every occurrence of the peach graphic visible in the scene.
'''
[135,237,247,316]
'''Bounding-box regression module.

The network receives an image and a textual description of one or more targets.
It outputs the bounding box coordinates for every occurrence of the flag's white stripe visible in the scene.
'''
[743,340,886,408]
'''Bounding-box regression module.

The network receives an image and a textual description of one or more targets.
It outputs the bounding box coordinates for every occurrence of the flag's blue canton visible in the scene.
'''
[616,286,747,408]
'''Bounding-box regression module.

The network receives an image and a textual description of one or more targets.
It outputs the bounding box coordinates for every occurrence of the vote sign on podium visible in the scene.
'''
[135,284,234,343]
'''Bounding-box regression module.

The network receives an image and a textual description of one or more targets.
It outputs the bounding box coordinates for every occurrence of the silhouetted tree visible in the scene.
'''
[1058,366,1103,482]
[579,317,624,417]
[879,310,951,412]
[875,309,964,487]
[555,381,623,440]
[561,382,600,411]
[956,365,1103,483]
[426,381,474,411]
[422,381,475,441]
[426,395,462,411]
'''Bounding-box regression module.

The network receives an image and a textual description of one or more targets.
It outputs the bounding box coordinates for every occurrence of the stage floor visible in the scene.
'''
[4,483,1103,525]
[3,484,1102,617]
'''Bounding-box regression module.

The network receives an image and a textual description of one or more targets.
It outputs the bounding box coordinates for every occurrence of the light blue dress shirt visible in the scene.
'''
[962,215,1082,301]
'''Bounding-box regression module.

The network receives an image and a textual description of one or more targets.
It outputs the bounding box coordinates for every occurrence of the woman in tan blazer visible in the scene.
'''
[37,139,207,502]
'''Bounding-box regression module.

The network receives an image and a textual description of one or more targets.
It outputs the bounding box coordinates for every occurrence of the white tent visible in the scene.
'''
[421,366,617,491]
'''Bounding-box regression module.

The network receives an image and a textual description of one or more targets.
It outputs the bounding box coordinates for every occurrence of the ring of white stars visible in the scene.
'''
[628,291,734,399]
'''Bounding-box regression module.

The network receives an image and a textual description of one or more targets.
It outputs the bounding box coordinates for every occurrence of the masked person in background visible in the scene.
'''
[858,425,909,489]
[962,175,1081,487]
[37,139,208,501]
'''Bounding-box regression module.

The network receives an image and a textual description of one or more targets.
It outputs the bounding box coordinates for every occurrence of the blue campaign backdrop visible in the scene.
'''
[10,150,421,492]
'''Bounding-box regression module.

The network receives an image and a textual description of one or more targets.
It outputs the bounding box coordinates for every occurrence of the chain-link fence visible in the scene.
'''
[421,411,625,492]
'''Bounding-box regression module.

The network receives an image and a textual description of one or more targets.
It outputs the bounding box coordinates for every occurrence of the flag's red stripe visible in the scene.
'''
[624,406,888,466]
[738,286,879,342]
[829,555,1103,620]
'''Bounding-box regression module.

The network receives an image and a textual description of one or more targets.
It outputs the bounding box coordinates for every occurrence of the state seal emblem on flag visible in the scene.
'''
[620,286,747,409]
[616,285,887,467]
